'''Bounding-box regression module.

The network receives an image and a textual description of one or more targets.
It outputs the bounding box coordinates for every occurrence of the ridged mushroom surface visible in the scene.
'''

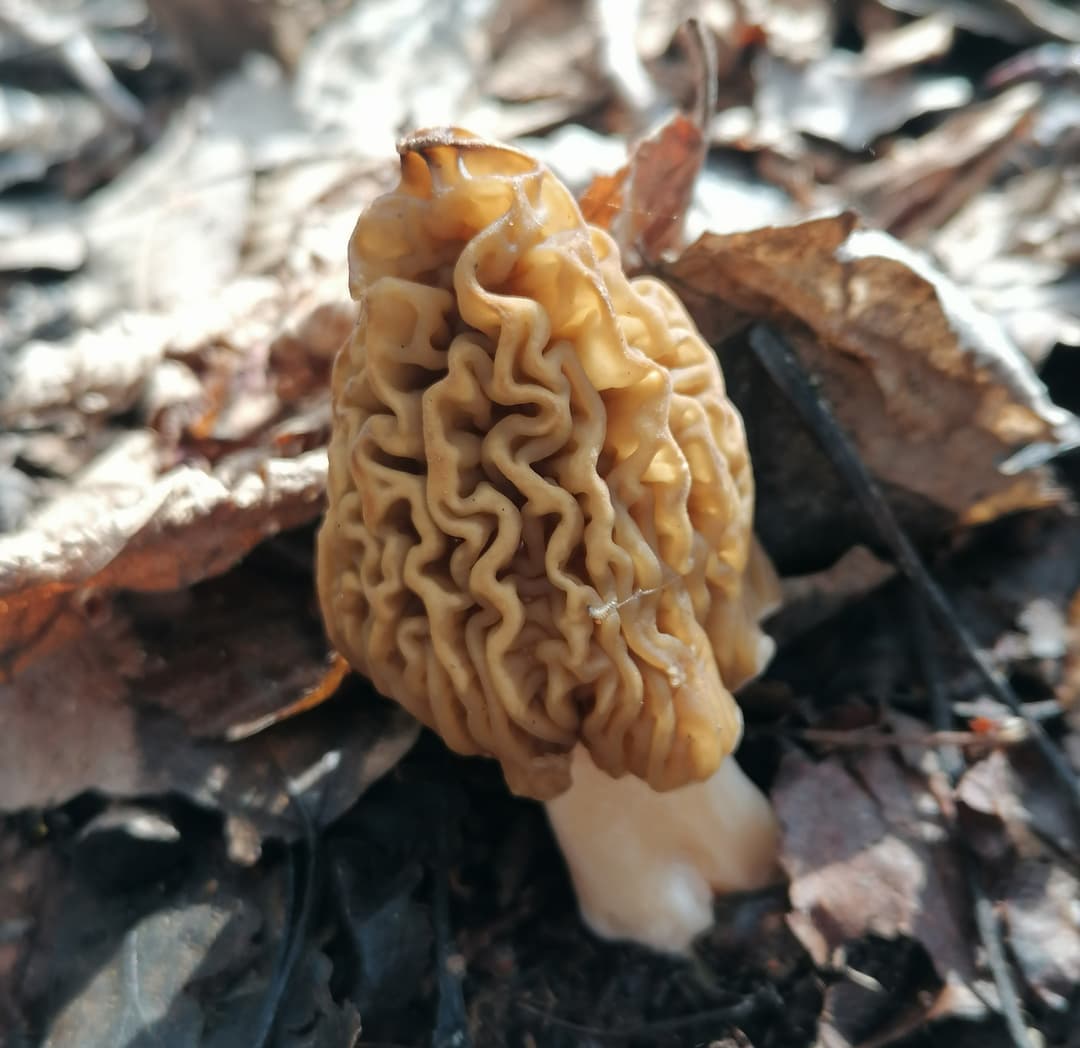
[317,128,778,801]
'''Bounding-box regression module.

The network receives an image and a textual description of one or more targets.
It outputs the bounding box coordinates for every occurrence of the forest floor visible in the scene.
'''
[2,1,1080,1046]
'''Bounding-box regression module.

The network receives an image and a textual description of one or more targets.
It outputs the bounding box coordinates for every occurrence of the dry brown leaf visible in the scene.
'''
[130,562,341,740]
[662,212,1076,571]
[0,438,327,677]
[579,112,706,265]
[84,102,252,315]
[775,750,982,1008]
[773,546,896,645]
[931,167,1080,363]
[956,748,1080,858]
[0,569,419,837]
[839,84,1042,241]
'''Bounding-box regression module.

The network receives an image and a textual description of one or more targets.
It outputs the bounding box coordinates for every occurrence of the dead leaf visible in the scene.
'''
[839,84,1042,241]
[0,436,328,676]
[580,112,706,265]
[295,0,499,154]
[130,559,340,739]
[880,0,1080,45]
[775,750,983,1010]
[0,579,420,839]
[1000,860,1080,1009]
[748,48,971,153]
[855,14,956,78]
[662,213,1077,571]
[743,0,835,64]
[773,546,896,645]
[956,748,1080,858]
[1,312,173,428]
[0,85,106,192]
[42,892,259,1048]
[930,166,1080,363]
[486,0,609,119]
[144,0,326,75]
[83,99,252,314]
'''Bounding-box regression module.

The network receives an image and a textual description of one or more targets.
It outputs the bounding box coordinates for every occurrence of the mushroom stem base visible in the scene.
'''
[544,745,779,954]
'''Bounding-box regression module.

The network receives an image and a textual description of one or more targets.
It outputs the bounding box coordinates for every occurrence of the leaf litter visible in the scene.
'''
[2,0,1080,1045]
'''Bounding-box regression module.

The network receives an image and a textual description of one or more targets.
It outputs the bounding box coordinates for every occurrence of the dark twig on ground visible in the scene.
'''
[749,323,1049,1048]
[748,324,1080,819]
[515,984,782,1041]
[252,773,321,1048]
[908,590,1036,1048]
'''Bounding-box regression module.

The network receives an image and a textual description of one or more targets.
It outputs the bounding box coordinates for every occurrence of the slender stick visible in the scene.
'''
[908,589,1035,1048]
[748,324,1080,817]
[517,985,779,1041]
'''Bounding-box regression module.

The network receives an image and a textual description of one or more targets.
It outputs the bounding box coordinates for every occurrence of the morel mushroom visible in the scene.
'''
[317,128,781,953]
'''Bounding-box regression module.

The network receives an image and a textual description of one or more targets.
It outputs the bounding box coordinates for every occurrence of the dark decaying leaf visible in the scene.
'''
[661,213,1077,572]
[774,750,984,1012]
[42,899,258,1048]
[0,556,420,841]
[331,860,432,1016]
[203,950,363,1048]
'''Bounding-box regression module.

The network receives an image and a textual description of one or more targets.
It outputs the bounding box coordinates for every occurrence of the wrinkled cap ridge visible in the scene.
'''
[317,127,778,800]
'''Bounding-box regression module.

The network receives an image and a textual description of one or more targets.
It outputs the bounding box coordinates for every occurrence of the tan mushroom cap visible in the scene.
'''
[317,127,779,801]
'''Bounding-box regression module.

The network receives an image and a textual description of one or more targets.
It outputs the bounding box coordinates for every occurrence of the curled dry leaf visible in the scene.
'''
[661,212,1077,571]
[579,111,706,267]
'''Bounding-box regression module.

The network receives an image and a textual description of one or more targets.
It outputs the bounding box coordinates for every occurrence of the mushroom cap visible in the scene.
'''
[317,128,779,801]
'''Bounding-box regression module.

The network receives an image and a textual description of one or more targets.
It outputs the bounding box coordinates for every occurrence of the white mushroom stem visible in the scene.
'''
[544,744,780,954]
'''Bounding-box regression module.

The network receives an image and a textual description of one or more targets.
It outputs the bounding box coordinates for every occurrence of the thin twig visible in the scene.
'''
[516,986,779,1040]
[251,776,320,1048]
[907,588,966,782]
[790,726,1020,750]
[908,585,1035,1048]
[748,324,1080,818]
